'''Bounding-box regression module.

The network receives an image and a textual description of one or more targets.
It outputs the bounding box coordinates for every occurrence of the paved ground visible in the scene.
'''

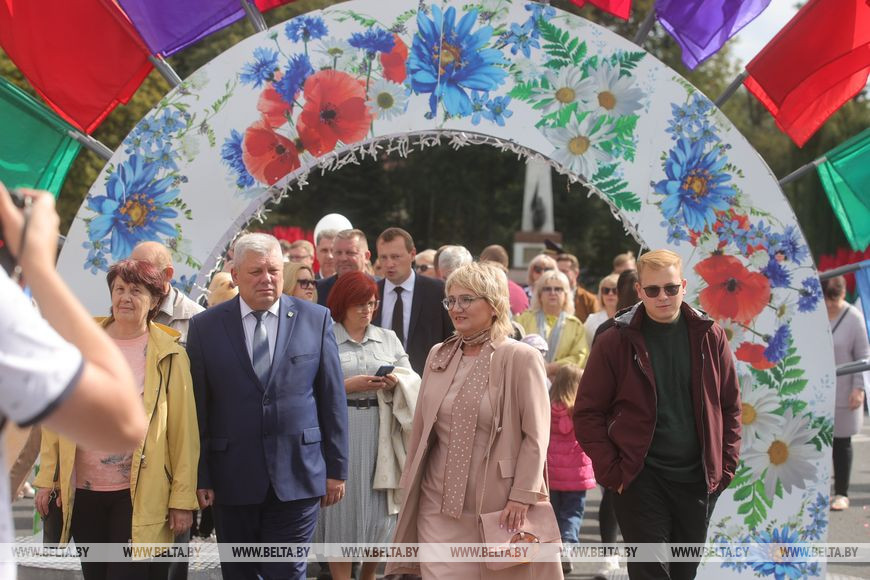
[13,419,870,579]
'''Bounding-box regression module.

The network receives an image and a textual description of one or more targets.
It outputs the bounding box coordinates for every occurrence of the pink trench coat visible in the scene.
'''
[386,338,564,579]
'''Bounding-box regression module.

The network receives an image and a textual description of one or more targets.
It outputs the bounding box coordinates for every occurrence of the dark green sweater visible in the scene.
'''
[642,313,703,482]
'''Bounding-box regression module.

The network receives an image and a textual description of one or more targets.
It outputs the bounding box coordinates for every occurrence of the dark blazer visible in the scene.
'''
[187,294,348,506]
[373,275,454,374]
[316,275,337,307]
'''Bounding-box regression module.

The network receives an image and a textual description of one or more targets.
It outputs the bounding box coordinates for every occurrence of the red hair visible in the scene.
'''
[327,271,379,323]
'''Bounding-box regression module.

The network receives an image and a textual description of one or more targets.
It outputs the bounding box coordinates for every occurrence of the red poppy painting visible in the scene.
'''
[380,34,408,83]
[695,254,770,324]
[242,120,301,185]
[735,342,776,370]
[298,70,371,156]
[258,83,293,128]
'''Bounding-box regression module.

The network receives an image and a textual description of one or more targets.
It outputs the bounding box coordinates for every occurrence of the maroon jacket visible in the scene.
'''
[573,302,741,494]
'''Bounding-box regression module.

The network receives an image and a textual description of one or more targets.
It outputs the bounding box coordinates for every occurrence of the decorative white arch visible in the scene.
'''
[57,1,835,576]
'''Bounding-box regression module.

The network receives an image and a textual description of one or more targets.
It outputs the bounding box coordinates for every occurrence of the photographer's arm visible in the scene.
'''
[0,184,145,452]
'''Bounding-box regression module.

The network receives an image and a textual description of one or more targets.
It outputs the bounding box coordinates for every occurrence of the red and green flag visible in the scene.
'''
[817,129,870,252]
[0,78,80,197]
[570,0,632,20]
[743,0,870,147]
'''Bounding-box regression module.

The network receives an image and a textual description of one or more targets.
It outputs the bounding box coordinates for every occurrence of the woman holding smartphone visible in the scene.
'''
[320,271,418,580]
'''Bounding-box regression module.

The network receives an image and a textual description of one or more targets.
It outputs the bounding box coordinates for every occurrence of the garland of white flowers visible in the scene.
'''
[198,130,645,296]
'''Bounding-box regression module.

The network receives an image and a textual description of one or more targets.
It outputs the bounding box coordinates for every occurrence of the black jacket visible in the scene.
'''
[373,275,453,375]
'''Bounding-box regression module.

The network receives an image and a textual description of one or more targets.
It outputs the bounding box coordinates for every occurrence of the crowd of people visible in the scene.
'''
[4,185,865,580]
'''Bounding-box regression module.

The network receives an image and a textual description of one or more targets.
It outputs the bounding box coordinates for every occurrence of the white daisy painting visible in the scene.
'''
[738,377,784,452]
[535,67,594,114]
[742,410,820,499]
[592,61,644,118]
[367,79,409,121]
[543,113,614,179]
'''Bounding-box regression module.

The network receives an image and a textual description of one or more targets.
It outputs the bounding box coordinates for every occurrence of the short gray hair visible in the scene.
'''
[316,229,338,246]
[438,245,473,276]
[233,233,282,264]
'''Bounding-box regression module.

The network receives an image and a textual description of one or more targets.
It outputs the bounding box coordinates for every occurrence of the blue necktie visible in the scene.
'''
[251,311,271,385]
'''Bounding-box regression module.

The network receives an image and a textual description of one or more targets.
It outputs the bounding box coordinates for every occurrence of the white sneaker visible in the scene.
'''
[831,495,850,511]
[593,554,621,579]
[20,482,35,499]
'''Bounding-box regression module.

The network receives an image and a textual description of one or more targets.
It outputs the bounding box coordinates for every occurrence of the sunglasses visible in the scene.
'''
[641,284,681,298]
[415,264,431,272]
[532,266,555,274]
[296,279,316,289]
[601,287,618,295]
[541,286,565,294]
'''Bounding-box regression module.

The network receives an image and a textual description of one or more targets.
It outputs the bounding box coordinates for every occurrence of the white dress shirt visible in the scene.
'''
[239,297,280,364]
[381,271,415,347]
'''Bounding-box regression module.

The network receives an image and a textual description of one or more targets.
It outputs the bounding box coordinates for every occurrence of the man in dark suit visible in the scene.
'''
[316,228,371,306]
[187,233,348,580]
[373,227,453,374]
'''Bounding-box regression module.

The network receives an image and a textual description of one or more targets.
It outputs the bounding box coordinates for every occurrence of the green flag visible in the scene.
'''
[817,128,870,252]
[0,77,80,197]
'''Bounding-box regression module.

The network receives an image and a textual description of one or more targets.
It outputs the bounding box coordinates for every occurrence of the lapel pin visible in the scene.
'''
[287,312,294,318]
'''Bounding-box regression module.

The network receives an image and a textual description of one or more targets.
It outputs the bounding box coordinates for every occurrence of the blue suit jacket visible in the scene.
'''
[187,294,348,505]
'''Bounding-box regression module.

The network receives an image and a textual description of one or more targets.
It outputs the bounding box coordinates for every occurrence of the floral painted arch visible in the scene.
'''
[57,1,835,577]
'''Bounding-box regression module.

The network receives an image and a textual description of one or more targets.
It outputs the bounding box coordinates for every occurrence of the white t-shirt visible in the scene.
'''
[0,269,83,577]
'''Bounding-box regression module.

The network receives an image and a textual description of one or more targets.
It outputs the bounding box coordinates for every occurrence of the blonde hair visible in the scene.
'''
[597,273,620,303]
[526,254,557,285]
[550,364,583,410]
[446,262,513,341]
[282,261,317,302]
[636,249,682,282]
[531,270,574,315]
[207,272,238,307]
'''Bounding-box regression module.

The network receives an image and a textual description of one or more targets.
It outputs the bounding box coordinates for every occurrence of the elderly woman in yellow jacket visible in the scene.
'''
[35,259,199,579]
[515,270,589,378]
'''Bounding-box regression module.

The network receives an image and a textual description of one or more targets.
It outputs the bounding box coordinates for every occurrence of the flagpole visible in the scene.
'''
[148,56,182,87]
[633,9,656,45]
[778,156,827,187]
[714,70,749,107]
[241,0,268,33]
[819,259,870,280]
[66,130,113,161]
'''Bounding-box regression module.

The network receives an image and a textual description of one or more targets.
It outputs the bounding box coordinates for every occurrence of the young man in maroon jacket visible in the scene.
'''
[574,249,741,580]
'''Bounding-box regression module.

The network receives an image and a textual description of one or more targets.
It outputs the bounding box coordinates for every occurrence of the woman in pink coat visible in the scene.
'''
[387,263,562,579]
[547,364,596,573]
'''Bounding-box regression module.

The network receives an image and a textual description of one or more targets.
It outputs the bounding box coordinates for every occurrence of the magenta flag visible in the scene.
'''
[655,0,771,69]
[116,0,245,56]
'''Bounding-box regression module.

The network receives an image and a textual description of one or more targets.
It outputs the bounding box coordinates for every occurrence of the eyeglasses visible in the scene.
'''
[354,300,380,312]
[296,279,316,289]
[601,287,618,296]
[532,266,555,275]
[442,296,484,311]
[641,284,681,298]
[541,286,565,294]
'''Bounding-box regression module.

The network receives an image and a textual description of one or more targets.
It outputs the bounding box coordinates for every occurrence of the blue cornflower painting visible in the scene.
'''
[655,137,735,232]
[285,15,328,43]
[87,155,180,260]
[407,6,507,118]
[239,47,279,88]
[275,54,314,105]
[221,129,255,189]
[348,27,395,59]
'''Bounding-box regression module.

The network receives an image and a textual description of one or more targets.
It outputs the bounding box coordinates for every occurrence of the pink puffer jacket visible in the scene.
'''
[547,402,596,491]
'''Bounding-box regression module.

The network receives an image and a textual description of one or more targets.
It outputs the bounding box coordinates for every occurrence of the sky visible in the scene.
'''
[728,2,800,67]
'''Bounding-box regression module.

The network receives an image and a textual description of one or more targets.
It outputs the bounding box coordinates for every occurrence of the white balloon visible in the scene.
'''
[314,213,353,244]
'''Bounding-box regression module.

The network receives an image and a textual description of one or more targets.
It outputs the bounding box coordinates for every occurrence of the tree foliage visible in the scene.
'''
[0,0,866,280]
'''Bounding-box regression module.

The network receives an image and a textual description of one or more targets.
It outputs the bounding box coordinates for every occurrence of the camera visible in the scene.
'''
[0,189,27,276]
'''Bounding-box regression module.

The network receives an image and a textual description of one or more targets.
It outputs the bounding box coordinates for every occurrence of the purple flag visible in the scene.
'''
[655,0,771,69]
[116,0,246,57]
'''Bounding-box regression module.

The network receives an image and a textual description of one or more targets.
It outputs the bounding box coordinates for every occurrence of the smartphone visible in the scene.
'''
[374,365,395,377]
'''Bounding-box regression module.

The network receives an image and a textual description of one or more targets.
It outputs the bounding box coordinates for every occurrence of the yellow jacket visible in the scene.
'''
[35,320,200,545]
[515,309,590,368]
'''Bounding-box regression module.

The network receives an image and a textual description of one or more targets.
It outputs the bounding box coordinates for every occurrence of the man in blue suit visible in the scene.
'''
[187,233,348,580]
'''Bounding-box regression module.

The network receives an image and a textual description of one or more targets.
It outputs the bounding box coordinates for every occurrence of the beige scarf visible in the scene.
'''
[430,328,494,518]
